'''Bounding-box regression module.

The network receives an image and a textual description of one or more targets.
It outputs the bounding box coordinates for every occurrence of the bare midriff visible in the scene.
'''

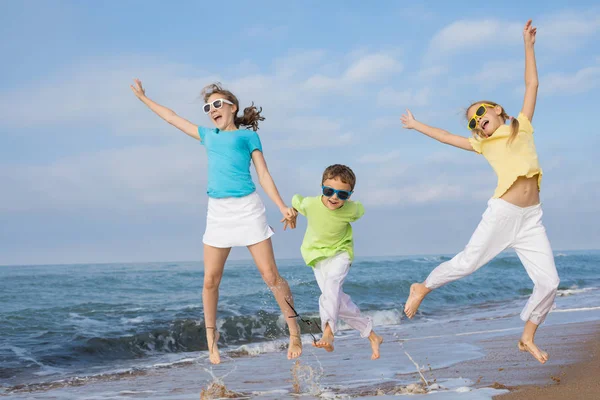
[500,174,540,207]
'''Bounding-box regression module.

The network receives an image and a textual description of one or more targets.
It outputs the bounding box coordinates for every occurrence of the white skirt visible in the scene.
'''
[203,191,274,248]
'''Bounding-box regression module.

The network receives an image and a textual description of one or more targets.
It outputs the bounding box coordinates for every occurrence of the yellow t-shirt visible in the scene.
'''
[468,113,542,198]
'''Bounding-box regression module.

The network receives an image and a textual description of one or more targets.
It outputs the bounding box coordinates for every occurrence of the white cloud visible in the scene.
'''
[377,86,430,108]
[344,53,402,83]
[0,143,207,213]
[464,60,522,88]
[274,49,327,78]
[426,10,600,61]
[303,52,403,93]
[418,66,448,80]
[362,183,464,206]
[269,116,353,149]
[539,11,600,47]
[359,150,402,164]
[541,66,600,95]
[427,20,521,59]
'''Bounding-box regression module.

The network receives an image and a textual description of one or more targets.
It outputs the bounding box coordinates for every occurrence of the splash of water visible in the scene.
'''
[290,360,323,396]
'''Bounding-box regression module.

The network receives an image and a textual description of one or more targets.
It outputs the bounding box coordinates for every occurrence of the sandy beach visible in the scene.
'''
[494,322,599,399]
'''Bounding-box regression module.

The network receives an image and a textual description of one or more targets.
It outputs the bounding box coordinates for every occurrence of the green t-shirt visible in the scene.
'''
[292,194,365,267]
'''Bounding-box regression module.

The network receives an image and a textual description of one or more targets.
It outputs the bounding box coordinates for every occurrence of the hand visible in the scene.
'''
[130,78,146,100]
[281,214,297,230]
[523,19,537,46]
[279,206,297,230]
[400,109,418,129]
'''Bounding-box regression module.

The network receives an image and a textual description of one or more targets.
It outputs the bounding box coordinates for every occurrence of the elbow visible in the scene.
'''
[525,80,539,89]
[164,110,178,124]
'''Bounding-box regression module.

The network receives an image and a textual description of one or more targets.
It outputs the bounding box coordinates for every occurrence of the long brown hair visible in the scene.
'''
[201,83,265,131]
[467,100,520,145]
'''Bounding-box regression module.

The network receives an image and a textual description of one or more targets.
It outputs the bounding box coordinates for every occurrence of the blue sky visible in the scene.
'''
[1,1,599,265]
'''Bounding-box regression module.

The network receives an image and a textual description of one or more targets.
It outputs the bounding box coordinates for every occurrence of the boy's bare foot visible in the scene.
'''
[404,283,431,319]
[368,331,384,360]
[313,332,334,352]
[518,340,549,364]
[288,334,303,359]
[206,327,221,364]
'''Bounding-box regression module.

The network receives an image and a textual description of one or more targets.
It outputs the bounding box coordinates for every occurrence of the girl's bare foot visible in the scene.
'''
[288,334,303,359]
[404,283,431,319]
[368,331,384,360]
[206,327,221,364]
[518,340,549,364]
[313,332,334,352]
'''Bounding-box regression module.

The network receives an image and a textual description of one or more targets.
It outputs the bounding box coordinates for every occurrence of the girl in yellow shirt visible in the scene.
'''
[400,20,559,365]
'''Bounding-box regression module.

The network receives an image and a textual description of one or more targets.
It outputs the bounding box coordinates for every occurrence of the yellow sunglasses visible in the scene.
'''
[468,103,496,130]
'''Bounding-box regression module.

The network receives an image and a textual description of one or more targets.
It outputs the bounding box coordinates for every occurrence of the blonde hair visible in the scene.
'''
[467,100,519,145]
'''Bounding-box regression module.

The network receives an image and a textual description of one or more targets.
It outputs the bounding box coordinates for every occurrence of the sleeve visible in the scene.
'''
[347,201,365,222]
[198,126,210,144]
[292,194,307,216]
[247,131,263,154]
[468,136,483,154]
[516,113,534,135]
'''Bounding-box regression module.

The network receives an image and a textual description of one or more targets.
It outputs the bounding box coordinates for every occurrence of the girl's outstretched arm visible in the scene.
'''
[130,79,200,140]
[401,109,474,151]
[251,150,297,230]
[521,19,539,122]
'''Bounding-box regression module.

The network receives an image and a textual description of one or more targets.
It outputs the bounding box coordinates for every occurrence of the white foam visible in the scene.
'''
[337,309,402,332]
[556,286,597,297]
[552,306,600,313]
[120,316,144,324]
[401,327,521,341]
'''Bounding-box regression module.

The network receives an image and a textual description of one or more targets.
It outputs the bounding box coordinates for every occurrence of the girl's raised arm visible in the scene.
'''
[521,20,539,122]
[401,109,475,152]
[130,79,200,140]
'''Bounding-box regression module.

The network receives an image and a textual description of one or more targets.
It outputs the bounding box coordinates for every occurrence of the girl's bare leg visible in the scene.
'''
[202,244,231,364]
[248,238,302,359]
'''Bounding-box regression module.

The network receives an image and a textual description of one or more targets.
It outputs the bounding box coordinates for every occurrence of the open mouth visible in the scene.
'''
[213,114,223,124]
[328,198,340,207]
[481,120,489,130]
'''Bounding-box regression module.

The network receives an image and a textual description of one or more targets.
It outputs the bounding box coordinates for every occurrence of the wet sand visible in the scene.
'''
[494,321,600,399]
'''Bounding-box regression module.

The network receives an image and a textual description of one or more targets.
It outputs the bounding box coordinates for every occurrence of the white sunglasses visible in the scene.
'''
[203,98,234,114]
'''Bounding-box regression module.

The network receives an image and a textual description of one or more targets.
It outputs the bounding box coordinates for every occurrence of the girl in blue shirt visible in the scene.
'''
[131,80,302,364]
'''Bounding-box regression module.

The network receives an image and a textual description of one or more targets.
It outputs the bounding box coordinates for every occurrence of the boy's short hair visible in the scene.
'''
[322,164,356,191]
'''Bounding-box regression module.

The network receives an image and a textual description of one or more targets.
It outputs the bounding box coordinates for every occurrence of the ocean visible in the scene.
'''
[1,250,599,399]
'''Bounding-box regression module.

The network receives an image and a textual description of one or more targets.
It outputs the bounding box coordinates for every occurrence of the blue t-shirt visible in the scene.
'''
[198,127,262,198]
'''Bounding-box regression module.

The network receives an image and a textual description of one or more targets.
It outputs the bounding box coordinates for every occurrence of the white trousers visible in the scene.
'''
[425,199,560,325]
[313,252,373,338]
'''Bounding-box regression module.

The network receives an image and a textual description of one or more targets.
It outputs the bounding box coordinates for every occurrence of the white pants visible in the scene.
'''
[425,199,560,325]
[313,252,372,338]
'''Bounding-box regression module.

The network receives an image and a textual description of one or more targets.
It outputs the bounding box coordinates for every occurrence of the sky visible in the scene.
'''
[1,1,599,265]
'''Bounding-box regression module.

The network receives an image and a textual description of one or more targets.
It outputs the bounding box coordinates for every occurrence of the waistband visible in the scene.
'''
[488,198,542,215]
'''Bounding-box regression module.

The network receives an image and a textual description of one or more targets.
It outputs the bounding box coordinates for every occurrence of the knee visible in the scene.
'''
[537,277,560,295]
[262,272,283,288]
[203,275,221,291]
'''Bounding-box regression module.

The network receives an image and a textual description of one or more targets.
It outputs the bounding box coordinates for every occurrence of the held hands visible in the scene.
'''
[280,206,298,230]
[523,19,537,46]
[400,109,418,129]
[130,79,147,100]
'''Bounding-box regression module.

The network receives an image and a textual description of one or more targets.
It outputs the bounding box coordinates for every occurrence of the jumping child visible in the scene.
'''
[401,20,559,364]
[131,80,302,364]
[289,164,383,360]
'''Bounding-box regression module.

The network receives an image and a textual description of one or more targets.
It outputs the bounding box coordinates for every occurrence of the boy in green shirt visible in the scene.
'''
[289,164,383,360]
